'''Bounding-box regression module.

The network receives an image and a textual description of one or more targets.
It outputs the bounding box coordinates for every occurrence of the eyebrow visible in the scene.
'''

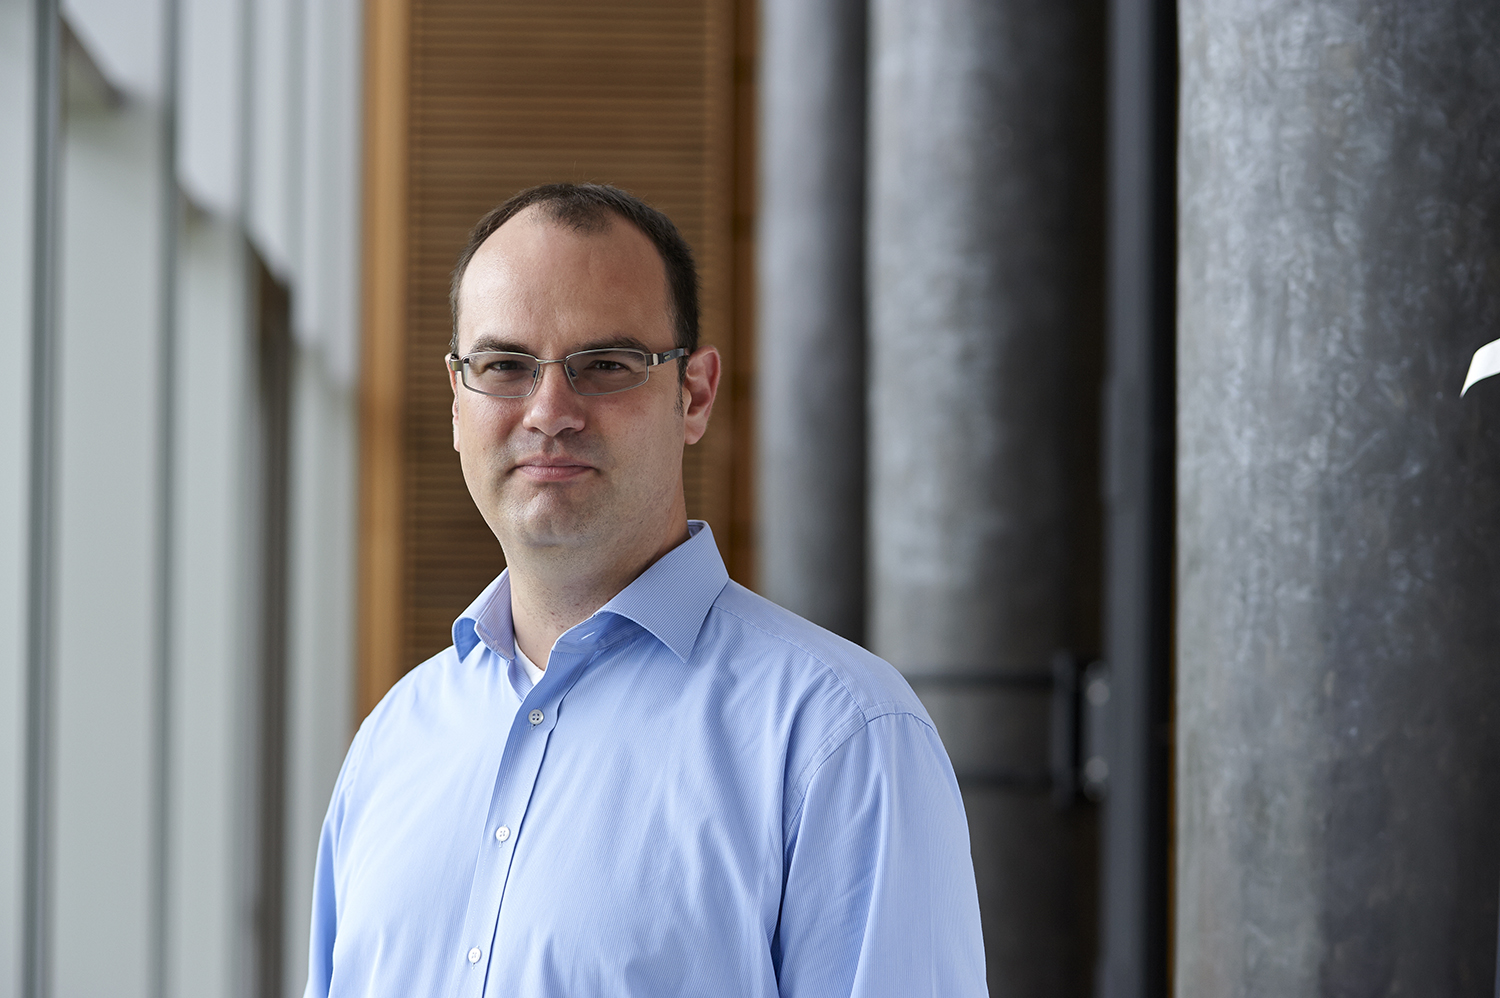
[465,334,531,354]
[464,333,655,356]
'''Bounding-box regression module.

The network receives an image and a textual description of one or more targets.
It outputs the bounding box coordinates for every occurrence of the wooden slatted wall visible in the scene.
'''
[359,0,756,718]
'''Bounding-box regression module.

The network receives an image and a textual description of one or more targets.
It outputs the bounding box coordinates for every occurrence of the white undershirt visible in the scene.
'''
[513,640,546,688]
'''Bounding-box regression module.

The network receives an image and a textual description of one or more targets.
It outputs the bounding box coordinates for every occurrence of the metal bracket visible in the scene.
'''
[1049,654,1112,806]
[1080,659,1112,802]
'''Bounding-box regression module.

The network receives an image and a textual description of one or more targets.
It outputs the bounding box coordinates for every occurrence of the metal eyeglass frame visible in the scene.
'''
[447,346,690,398]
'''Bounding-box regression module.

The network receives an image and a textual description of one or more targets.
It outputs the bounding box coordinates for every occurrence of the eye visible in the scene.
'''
[571,350,647,375]
[473,354,527,373]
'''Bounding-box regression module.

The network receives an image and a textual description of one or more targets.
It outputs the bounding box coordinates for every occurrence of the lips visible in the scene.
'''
[512,455,595,481]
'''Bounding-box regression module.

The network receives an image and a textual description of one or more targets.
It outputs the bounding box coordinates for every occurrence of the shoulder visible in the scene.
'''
[700,583,958,834]
[363,642,470,726]
[340,643,471,788]
[707,581,930,724]
[701,581,939,801]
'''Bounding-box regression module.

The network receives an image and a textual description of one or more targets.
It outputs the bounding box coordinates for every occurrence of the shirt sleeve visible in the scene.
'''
[302,728,365,998]
[775,712,988,998]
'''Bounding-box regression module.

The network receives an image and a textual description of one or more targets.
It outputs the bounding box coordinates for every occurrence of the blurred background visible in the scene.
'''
[2,0,1498,996]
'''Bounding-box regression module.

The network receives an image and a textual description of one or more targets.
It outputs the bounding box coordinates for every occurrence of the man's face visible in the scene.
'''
[450,208,718,565]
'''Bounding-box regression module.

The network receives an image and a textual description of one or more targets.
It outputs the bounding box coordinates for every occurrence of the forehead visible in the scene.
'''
[456,207,671,351]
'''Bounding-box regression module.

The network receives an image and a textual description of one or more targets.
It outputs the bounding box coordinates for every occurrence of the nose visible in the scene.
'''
[520,359,587,437]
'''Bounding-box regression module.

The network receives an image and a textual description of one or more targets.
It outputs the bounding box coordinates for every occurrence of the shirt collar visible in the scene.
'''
[452,520,729,665]
[595,520,728,661]
[453,570,515,664]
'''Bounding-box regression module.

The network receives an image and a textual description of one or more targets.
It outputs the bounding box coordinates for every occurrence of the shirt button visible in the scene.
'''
[467,947,482,964]
[528,709,544,726]
[495,825,511,842]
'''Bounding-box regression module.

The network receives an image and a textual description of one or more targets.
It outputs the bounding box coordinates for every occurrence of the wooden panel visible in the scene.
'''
[360,0,756,715]
[357,0,412,720]
[728,0,757,588]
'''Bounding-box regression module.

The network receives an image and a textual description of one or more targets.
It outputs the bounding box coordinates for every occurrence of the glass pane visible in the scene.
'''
[466,351,538,395]
[567,349,649,394]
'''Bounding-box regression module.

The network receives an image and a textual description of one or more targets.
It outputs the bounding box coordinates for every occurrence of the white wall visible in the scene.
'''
[0,1,38,993]
[1,1,363,993]
[167,207,255,998]
[51,84,169,998]
[282,350,357,997]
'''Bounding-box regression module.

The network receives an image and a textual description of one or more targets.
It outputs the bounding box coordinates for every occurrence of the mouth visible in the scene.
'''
[512,456,595,482]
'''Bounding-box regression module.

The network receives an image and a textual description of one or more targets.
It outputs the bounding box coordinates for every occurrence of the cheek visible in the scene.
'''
[636,417,688,485]
[454,405,510,467]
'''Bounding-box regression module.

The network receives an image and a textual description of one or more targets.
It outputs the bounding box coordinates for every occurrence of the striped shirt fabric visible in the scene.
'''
[304,521,987,998]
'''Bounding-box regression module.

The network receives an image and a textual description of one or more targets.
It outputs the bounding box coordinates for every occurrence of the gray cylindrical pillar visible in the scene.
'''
[868,0,1105,993]
[756,0,867,641]
[1177,2,1500,994]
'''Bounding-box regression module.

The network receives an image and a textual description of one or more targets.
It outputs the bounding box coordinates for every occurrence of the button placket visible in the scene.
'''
[460,648,594,997]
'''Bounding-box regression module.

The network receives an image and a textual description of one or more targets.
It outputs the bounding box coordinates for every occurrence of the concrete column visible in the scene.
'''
[756,0,867,641]
[1177,2,1500,993]
[868,0,1105,993]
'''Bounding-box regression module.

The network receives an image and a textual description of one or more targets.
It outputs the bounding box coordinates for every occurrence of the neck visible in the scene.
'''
[506,513,690,669]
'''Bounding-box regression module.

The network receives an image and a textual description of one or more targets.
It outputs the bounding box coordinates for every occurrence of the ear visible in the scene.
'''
[681,345,721,446]
[449,355,462,452]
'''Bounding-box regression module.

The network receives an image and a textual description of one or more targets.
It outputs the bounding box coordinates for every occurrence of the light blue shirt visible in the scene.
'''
[304,522,987,997]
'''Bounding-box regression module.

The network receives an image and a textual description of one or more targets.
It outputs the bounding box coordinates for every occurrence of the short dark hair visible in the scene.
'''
[448,183,699,359]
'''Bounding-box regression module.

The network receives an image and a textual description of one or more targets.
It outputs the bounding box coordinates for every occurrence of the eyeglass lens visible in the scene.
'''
[462,349,654,397]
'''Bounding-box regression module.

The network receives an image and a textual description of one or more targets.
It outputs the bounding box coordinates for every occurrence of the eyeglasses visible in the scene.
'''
[448,347,689,399]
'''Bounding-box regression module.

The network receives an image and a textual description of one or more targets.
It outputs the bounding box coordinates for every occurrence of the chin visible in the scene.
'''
[501,499,605,550]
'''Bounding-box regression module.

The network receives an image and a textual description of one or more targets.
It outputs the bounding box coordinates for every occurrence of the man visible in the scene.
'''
[304,183,987,997]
